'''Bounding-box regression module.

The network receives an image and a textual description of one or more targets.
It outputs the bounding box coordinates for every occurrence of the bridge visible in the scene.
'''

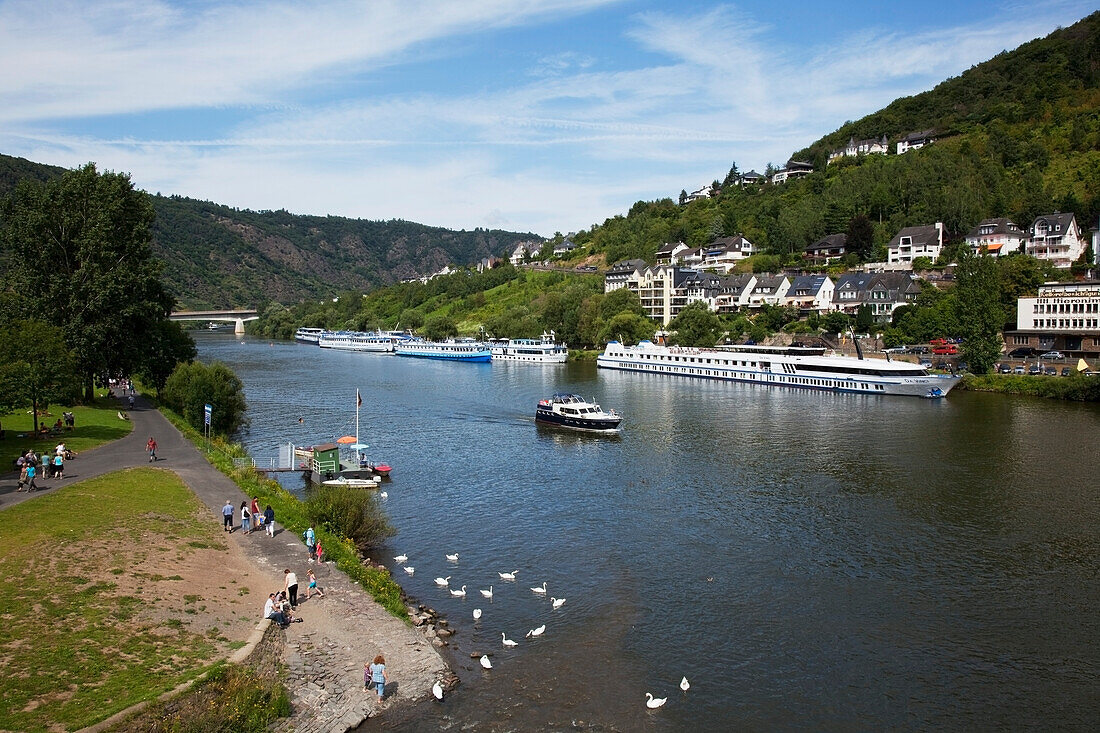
[170,309,259,334]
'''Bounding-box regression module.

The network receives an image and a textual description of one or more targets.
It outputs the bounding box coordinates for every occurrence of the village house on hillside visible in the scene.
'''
[833,272,921,320]
[784,275,835,312]
[827,135,889,163]
[655,241,689,265]
[887,222,944,265]
[896,129,936,154]
[509,239,543,265]
[603,259,647,292]
[966,218,1027,257]
[770,160,814,184]
[1027,213,1086,268]
[805,233,848,263]
[553,238,578,256]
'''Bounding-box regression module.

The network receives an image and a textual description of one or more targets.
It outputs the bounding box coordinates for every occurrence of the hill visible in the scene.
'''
[0,153,537,309]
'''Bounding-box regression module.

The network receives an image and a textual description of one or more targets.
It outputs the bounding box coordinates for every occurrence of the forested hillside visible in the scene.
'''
[0,154,537,309]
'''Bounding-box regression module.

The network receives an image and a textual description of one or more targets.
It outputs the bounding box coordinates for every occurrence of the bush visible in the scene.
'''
[162,361,248,435]
[305,484,395,551]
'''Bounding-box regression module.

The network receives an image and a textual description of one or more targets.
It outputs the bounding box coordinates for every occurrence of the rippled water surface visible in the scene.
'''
[195,333,1100,731]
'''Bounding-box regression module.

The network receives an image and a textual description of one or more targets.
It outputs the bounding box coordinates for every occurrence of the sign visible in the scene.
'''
[204,403,212,426]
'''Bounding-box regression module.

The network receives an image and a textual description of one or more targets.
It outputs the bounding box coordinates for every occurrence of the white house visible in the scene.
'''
[655,241,689,265]
[887,222,944,265]
[684,184,714,203]
[553,239,578,256]
[966,218,1027,257]
[897,129,935,154]
[1007,280,1100,356]
[1027,213,1086,269]
[746,275,791,307]
[509,240,542,265]
[783,275,835,312]
[770,160,814,184]
[828,135,889,163]
[603,259,647,292]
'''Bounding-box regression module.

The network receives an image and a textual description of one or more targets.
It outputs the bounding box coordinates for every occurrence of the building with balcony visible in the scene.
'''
[965,218,1027,257]
[887,222,943,265]
[1027,213,1086,269]
[1006,280,1100,356]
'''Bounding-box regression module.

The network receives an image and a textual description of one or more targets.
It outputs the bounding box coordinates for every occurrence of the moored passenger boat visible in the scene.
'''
[535,394,622,432]
[318,330,403,353]
[490,332,568,363]
[394,339,492,361]
[597,340,960,398]
[294,327,325,344]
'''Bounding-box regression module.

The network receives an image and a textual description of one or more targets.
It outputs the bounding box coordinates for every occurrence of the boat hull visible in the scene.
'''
[534,408,622,432]
[395,343,492,361]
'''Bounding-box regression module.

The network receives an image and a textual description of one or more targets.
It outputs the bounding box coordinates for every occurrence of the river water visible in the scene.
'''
[194,332,1100,731]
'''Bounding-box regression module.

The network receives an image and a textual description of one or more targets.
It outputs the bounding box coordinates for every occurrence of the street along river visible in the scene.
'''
[195,333,1099,731]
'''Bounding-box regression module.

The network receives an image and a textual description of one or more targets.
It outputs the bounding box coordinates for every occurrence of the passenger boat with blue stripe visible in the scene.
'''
[596,340,959,398]
[394,338,492,362]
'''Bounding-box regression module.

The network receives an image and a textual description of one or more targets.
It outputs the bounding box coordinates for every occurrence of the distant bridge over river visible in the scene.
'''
[170,309,258,334]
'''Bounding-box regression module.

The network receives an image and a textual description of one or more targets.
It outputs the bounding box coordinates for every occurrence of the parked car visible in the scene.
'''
[1061,367,1072,376]
[998,364,1012,374]
[1028,364,1042,375]
[929,338,948,347]
[932,343,958,355]
[883,346,908,354]
[1043,366,1058,376]
[1007,347,1037,358]
[1013,365,1026,374]
[919,359,932,368]
[1040,351,1065,360]
[934,360,949,370]
[909,346,930,354]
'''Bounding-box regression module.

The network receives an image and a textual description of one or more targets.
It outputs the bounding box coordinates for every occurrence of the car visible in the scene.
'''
[1013,365,1026,374]
[1040,351,1064,360]
[883,346,908,354]
[909,346,930,354]
[931,344,958,355]
[576,265,598,272]
[1007,347,1037,358]
[1043,366,1058,376]
[919,359,932,368]
[1061,367,1072,376]
[929,338,948,347]
[998,364,1012,374]
[1028,364,1042,375]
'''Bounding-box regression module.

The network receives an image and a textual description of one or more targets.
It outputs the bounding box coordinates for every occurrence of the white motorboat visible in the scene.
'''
[535,393,622,432]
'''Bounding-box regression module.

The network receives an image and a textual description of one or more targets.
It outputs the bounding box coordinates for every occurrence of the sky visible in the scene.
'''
[0,1,1094,237]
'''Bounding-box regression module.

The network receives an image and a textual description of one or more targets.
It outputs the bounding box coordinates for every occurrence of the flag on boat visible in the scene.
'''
[357,389,362,408]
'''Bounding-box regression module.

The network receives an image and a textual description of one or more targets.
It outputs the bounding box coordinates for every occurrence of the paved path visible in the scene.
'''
[1,391,448,731]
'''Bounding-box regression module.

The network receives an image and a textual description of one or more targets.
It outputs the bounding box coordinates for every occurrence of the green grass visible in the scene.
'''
[959,372,1100,400]
[1,395,133,469]
[160,408,411,621]
[0,469,231,732]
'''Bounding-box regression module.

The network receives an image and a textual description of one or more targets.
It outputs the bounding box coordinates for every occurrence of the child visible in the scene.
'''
[306,568,324,599]
[315,539,324,565]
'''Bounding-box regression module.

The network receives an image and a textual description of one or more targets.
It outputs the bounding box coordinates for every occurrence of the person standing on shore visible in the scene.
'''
[284,568,299,608]
[264,505,275,537]
[368,655,388,701]
[315,539,324,565]
[222,500,234,532]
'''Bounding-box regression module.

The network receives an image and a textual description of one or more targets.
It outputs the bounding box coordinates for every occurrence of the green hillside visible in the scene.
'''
[0,153,537,310]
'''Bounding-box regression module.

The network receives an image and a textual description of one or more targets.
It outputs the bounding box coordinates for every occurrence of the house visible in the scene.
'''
[739,170,763,186]
[1027,213,1086,269]
[805,233,848,263]
[695,236,756,273]
[655,241,689,265]
[783,275,835,312]
[477,256,503,272]
[684,184,714,203]
[770,160,814,184]
[965,218,1027,257]
[714,274,757,312]
[887,222,944,265]
[509,240,543,266]
[828,135,889,163]
[632,265,701,324]
[603,259,647,292]
[832,272,921,319]
[1006,280,1100,356]
[746,275,791,307]
[681,271,728,312]
[553,238,578,256]
[896,129,935,155]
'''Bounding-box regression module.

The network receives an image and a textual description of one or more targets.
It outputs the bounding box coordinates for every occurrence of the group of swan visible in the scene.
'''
[645,676,690,710]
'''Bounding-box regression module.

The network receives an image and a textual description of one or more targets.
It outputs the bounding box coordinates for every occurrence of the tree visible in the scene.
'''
[136,320,198,393]
[721,162,741,189]
[0,320,79,434]
[855,304,875,333]
[0,163,179,401]
[846,214,874,261]
[598,312,654,346]
[161,360,248,435]
[668,302,723,347]
[954,250,1005,374]
[421,314,457,341]
[678,189,688,206]
[397,309,424,331]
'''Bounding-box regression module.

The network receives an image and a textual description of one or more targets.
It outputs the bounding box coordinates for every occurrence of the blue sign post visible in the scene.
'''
[204,403,212,443]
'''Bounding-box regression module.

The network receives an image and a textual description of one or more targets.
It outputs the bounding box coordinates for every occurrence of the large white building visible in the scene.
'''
[887,222,944,265]
[966,218,1027,257]
[1027,213,1087,269]
[1008,280,1100,356]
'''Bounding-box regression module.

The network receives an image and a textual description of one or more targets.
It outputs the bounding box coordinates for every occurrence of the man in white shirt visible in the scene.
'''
[264,593,289,627]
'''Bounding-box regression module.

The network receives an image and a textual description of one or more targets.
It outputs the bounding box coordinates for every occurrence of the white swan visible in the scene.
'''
[379,491,388,499]
[449,585,467,597]
[394,554,408,564]
[680,676,690,691]
[501,632,517,647]
[432,681,444,700]
[434,576,451,586]
[445,553,459,562]
[551,597,565,609]
[480,586,493,599]
[403,566,415,575]
[530,582,547,594]
[525,624,545,638]
[472,608,482,620]
[645,693,666,709]
[480,654,492,669]
[498,570,517,580]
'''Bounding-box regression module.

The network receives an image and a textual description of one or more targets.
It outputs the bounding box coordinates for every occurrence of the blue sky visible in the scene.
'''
[0,1,1094,236]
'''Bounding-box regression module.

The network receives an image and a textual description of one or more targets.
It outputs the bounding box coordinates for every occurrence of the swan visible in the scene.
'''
[480,586,493,599]
[472,608,482,620]
[645,692,666,709]
[394,554,408,564]
[445,553,459,562]
[480,654,492,669]
[449,585,467,597]
[550,597,565,609]
[434,576,451,587]
[432,681,444,700]
[680,676,690,692]
[525,624,545,638]
[498,570,518,580]
[403,566,415,575]
[379,491,388,499]
[501,632,518,647]
[530,582,547,594]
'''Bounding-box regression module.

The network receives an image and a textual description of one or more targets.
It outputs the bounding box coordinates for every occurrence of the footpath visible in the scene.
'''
[0,391,448,732]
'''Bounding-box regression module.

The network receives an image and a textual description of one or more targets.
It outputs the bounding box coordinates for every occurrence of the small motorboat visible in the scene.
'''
[322,475,380,489]
[535,393,622,432]
[358,459,392,476]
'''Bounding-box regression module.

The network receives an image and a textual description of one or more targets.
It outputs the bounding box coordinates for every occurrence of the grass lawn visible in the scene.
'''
[1,395,132,470]
[0,468,256,733]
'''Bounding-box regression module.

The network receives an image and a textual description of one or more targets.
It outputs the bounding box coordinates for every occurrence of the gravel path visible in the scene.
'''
[0,390,449,730]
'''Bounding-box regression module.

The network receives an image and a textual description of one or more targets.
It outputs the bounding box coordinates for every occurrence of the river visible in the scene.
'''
[194,332,1100,731]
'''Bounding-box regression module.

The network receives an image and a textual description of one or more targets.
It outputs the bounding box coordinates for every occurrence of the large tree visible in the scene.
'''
[0,163,181,400]
[0,320,80,434]
[954,250,1005,374]
[668,302,723,347]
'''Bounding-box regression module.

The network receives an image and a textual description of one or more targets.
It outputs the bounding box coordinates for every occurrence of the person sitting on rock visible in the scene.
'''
[264,593,289,628]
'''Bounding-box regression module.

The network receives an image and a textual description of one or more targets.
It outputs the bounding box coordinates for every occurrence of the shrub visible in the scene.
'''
[162,361,248,435]
[305,484,395,550]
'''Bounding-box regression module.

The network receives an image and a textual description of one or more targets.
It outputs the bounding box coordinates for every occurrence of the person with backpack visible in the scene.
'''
[264,505,276,537]
[304,526,316,562]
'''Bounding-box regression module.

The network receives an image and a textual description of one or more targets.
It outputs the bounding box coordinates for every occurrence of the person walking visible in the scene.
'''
[249,497,261,534]
[264,505,275,537]
[304,526,316,562]
[146,437,157,462]
[284,569,299,608]
[222,500,234,532]
[315,539,324,565]
[53,452,64,480]
[16,455,27,491]
[367,655,388,701]
[25,462,38,492]
[240,501,251,534]
[306,568,324,599]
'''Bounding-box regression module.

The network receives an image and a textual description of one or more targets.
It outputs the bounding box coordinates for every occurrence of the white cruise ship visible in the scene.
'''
[294,327,325,344]
[394,339,492,362]
[490,332,568,363]
[597,340,960,398]
[318,330,404,353]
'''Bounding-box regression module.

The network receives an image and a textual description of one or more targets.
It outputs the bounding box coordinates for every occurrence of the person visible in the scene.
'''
[146,437,157,462]
[249,497,261,534]
[264,505,275,537]
[284,568,299,608]
[53,452,64,480]
[16,456,28,491]
[306,568,324,599]
[264,593,289,628]
[240,501,251,534]
[315,539,324,565]
[63,411,74,430]
[368,655,388,701]
[25,462,38,492]
[304,526,316,562]
[222,500,234,532]
[128,394,135,410]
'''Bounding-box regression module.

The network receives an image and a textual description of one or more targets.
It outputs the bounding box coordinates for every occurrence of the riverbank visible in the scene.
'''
[957,372,1100,400]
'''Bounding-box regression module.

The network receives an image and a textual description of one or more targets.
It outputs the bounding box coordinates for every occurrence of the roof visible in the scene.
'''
[788,275,829,294]
[902,129,935,142]
[806,233,847,252]
[607,258,647,273]
[888,223,941,248]
[966,218,1024,238]
[655,241,687,255]
[1031,212,1078,231]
